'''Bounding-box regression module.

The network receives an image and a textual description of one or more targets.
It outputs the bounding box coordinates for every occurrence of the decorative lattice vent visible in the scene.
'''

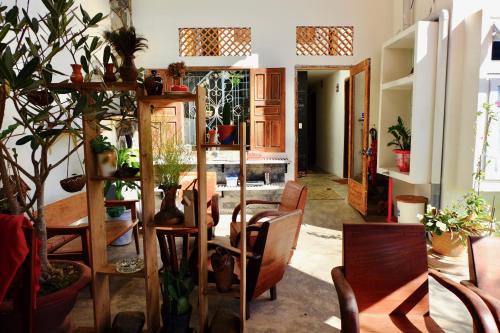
[179,27,251,56]
[296,26,353,56]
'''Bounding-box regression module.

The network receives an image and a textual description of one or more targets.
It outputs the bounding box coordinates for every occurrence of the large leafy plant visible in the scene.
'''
[387,116,411,151]
[0,0,114,275]
[162,258,194,316]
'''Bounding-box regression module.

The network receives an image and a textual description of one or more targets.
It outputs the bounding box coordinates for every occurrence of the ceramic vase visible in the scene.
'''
[144,70,163,95]
[70,64,83,83]
[154,186,184,225]
[119,56,138,82]
[211,247,235,292]
[103,63,117,82]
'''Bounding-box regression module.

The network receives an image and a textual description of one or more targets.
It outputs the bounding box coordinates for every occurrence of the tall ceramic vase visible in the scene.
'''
[70,64,83,83]
[119,56,138,82]
[154,186,184,225]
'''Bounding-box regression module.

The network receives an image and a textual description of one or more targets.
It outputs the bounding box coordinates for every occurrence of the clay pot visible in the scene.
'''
[432,231,466,257]
[103,63,117,82]
[96,150,117,177]
[70,64,83,83]
[217,125,237,144]
[119,56,138,82]
[154,186,184,225]
[144,70,163,95]
[207,129,217,144]
[211,247,234,292]
[0,260,91,333]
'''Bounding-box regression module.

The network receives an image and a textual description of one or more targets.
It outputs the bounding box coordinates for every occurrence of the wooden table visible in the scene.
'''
[156,216,214,272]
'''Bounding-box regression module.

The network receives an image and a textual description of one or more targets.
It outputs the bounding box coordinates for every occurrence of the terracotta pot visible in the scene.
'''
[211,247,234,292]
[393,149,410,172]
[96,150,117,177]
[207,129,217,144]
[103,63,117,82]
[119,56,138,82]
[70,64,83,83]
[27,90,54,106]
[432,231,466,257]
[154,186,184,225]
[0,260,91,333]
[217,125,237,144]
[144,70,163,95]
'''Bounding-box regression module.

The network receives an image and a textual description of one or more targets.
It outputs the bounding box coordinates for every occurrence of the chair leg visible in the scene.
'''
[245,301,251,320]
[133,224,140,254]
[270,285,277,300]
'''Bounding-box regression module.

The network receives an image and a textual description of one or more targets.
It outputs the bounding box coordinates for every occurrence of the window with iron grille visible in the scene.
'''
[179,28,251,56]
[296,26,354,56]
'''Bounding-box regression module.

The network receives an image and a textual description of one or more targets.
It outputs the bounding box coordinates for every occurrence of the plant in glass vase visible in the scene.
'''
[387,116,411,172]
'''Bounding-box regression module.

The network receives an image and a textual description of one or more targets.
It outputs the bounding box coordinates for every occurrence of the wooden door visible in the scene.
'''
[347,59,370,216]
[250,68,285,152]
[151,103,184,152]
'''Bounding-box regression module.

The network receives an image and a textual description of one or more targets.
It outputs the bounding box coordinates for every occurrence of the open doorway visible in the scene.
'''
[296,67,350,179]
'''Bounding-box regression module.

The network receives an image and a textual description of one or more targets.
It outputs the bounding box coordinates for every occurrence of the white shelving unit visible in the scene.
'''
[377,21,438,184]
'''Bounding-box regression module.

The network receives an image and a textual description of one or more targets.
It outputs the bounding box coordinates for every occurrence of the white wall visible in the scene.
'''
[312,70,350,176]
[132,0,395,179]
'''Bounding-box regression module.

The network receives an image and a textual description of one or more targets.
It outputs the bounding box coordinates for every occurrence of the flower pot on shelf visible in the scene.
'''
[431,231,466,257]
[103,63,117,82]
[217,125,237,144]
[119,56,138,82]
[171,84,189,92]
[70,64,83,83]
[393,149,410,172]
[154,186,184,225]
[96,150,118,177]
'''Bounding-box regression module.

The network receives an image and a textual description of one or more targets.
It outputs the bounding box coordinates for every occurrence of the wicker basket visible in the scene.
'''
[60,174,86,193]
[432,232,466,257]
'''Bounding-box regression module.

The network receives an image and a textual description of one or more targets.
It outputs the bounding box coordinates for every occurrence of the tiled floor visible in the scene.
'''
[71,173,472,332]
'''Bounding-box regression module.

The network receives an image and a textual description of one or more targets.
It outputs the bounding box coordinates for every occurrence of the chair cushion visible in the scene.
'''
[359,314,444,333]
[47,235,79,253]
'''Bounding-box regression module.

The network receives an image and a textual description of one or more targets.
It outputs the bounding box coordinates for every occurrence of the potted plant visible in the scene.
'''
[104,26,148,82]
[161,259,194,333]
[91,135,118,177]
[153,140,191,225]
[0,1,109,332]
[387,116,411,172]
[419,192,496,257]
[167,62,188,91]
[217,102,237,144]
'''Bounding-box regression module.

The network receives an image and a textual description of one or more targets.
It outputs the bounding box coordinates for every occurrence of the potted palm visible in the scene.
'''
[104,27,148,82]
[387,116,411,172]
[154,140,191,225]
[0,1,109,332]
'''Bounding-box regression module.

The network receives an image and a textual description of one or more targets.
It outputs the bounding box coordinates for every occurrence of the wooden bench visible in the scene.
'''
[46,192,140,266]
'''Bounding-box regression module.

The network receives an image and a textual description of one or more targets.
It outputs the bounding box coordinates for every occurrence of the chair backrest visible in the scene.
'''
[247,210,302,300]
[278,181,307,212]
[44,192,88,227]
[179,171,217,201]
[343,223,429,315]
[468,236,500,299]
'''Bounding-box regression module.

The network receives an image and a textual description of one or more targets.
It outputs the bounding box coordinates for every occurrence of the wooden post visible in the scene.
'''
[195,85,208,333]
[239,122,247,332]
[82,91,110,332]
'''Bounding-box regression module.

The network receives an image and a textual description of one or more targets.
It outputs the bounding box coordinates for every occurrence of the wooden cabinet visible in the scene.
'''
[250,68,285,152]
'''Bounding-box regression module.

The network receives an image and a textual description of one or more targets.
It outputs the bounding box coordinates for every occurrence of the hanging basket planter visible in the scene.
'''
[60,174,86,193]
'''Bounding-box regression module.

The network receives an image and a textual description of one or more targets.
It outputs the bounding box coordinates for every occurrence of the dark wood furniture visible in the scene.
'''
[230,180,307,251]
[209,209,302,319]
[332,223,497,333]
[46,192,140,266]
[461,235,500,328]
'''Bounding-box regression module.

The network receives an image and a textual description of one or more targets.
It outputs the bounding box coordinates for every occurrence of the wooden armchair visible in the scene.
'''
[209,210,302,319]
[230,181,307,251]
[461,235,500,328]
[332,223,497,333]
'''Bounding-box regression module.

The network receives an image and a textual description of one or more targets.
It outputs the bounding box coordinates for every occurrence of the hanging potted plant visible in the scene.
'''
[104,27,148,82]
[419,192,496,257]
[154,140,191,225]
[91,135,117,177]
[161,258,194,333]
[217,102,237,144]
[167,62,189,92]
[387,116,411,172]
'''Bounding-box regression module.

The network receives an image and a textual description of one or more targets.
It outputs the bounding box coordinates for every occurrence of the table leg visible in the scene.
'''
[167,235,178,272]
[182,235,189,260]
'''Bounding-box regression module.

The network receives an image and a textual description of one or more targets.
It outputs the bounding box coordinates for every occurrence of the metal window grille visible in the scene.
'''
[296,26,354,56]
[179,28,252,56]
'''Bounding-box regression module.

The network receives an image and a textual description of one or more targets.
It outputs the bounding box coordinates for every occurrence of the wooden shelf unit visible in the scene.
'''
[81,83,161,333]
[194,85,248,333]
[377,21,438,184]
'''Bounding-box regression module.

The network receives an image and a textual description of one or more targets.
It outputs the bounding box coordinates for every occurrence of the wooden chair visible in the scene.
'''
[332,223,498,333]
[209,209,302,319]
[46,192,140,266]
[461,236,500,328]
[230,181,307,251]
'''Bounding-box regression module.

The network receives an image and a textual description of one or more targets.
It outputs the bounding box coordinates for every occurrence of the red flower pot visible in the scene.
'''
[70,64,83,83]
[217,125,237,144]
[393,149,410,172]
[171,84,189,92]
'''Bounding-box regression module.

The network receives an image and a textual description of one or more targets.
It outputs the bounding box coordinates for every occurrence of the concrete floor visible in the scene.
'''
[71,173,472,332]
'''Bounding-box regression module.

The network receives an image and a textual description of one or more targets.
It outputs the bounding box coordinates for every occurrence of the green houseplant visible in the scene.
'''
[104,26,148,81]
[161,258,194,333]
[154,139,191,224]
[387,116,411,172]
[91,135,117,177]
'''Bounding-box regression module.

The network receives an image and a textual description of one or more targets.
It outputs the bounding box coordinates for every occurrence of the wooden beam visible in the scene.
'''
[239,122,247,333]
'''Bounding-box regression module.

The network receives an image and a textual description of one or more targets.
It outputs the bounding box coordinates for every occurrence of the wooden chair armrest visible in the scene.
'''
[207,194,220,226]
[207,240,261,260]
[331,267,359,333]
[247,210,289,225]
[231,200,281,222]
[47,225,88,237]
[430,269,497,333]
[461,280,500,327]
